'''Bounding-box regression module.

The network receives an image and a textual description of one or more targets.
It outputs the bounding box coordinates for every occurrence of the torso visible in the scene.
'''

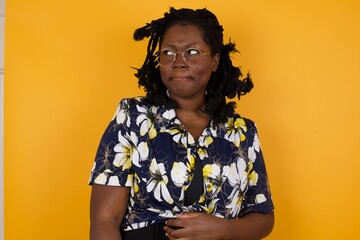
[89,97,273,231]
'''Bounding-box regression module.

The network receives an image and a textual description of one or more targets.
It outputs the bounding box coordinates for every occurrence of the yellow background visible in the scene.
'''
[4,0,360,239]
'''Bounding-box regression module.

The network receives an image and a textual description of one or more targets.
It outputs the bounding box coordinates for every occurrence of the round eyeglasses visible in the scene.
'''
[156,48,210,67]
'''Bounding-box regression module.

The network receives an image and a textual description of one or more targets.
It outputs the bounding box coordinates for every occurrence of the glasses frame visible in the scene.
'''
[156,48,211,67]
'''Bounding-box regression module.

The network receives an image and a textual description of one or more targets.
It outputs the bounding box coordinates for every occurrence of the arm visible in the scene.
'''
[226,211,274,240]
[90,184,130,240]
[164,211,274,240]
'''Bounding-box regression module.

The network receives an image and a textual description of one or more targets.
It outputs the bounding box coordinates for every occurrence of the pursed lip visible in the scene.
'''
[170,75,192,81]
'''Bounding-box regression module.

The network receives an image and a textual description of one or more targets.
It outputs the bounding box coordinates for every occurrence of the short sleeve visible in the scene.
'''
[89,99,134,187]
[240,120,274,216]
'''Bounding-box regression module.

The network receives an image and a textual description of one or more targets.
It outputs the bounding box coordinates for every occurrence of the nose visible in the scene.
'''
[173,52,187,68]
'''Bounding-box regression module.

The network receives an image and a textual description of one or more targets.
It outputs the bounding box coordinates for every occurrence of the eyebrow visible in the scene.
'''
[162,43,202,49]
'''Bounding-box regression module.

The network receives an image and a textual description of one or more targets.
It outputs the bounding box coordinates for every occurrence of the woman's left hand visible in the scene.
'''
[164,212,228,240]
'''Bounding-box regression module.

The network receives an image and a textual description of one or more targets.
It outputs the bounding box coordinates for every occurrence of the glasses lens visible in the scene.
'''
[183,48,202,66]
[158,49,175,67]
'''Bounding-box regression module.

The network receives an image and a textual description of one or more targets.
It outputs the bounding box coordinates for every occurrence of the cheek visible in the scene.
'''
[159,67,169,81]
[195,66,213,82]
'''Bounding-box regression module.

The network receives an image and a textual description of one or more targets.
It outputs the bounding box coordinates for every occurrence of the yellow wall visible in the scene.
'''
[4,0,360,239]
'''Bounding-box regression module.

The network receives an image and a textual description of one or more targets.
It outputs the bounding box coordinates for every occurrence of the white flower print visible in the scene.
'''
[108,176,120,186]
[248,145,256,163]
[136,105,158,139]
[171,162,188,187]
[111,104,120,121]
[134,141,149,167]
[146,159,174,204]
[162,109,176,120]
[125,174,134,187]
[253,132,260,152]
[227,158,248,192]
[165,126,195,148]
[147,208,177,219]
[248,133,261,163]
[255,194,267,204]
[197,135,214,159]
[113,100,131,127]
[170,150,195,188]
[126,222,147,231]
[226,158,248,217]
[114,131,149,168]
[94,169,113,185]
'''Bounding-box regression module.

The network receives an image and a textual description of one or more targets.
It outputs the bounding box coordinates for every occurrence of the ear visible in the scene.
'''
[211,53,220,72]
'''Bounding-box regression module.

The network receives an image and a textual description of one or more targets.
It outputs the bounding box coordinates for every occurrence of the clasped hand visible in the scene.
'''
[164,212,227,240]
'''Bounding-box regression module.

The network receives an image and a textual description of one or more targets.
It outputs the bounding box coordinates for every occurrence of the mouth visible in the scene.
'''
[170,76,192,81]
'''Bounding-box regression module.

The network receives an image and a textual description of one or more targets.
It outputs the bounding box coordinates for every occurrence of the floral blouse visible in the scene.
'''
[89,97,274,231]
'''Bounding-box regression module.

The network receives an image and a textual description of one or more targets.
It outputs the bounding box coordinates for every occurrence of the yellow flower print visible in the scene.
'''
[202,135,214,146]
[234,118,247,131]
[247,160,259,186]
[197,147,207,159]
[248,170,259,186]
[203,163,222,195]
[224,117,247,147]
[205,198,220,214]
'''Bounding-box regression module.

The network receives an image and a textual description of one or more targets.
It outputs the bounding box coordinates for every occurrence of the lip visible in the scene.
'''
[170,76,192,81]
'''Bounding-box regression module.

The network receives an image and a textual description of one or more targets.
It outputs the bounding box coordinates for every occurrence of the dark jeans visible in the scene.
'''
[121,222,168,240]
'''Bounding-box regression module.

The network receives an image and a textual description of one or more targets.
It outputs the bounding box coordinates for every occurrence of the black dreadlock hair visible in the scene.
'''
[133,7,253,124]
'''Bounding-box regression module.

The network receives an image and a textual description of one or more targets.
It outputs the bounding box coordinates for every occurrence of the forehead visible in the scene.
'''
[160,24,207,48]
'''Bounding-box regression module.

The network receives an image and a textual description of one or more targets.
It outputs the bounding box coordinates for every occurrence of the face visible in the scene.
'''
[159,24,220,101]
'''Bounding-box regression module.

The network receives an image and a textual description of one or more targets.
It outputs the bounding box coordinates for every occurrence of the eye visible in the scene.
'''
[186,48,201,56]
[161,49,175,56]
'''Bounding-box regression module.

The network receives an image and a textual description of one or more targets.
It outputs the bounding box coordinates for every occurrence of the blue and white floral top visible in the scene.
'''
[89,97,274,231]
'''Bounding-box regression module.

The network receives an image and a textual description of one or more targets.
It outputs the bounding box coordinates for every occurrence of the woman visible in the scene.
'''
[89,7,274,240]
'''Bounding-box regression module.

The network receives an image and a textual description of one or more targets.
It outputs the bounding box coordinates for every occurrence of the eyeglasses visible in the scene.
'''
[156,48,210,67]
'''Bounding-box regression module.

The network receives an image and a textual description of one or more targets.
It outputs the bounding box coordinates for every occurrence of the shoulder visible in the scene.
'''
[118,96,147,108]
[231,114,257,131]
[232,114,260,145]
[116,96,156,113]
[115,97,168,126]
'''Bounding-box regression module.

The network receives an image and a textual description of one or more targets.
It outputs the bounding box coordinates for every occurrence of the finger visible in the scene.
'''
[165,232,186,240]
[164,226,180,239]
[166,218,184,228]
[164,225,186,239]
[165,233,175,240]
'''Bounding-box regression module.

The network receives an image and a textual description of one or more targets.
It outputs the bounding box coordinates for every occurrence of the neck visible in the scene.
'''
[172,95,206,113]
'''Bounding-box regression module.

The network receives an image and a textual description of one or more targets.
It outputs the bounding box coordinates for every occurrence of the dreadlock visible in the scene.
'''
[133,7,253,123]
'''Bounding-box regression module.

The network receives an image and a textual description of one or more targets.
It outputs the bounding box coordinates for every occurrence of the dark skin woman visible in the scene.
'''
[90,7,274,240]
